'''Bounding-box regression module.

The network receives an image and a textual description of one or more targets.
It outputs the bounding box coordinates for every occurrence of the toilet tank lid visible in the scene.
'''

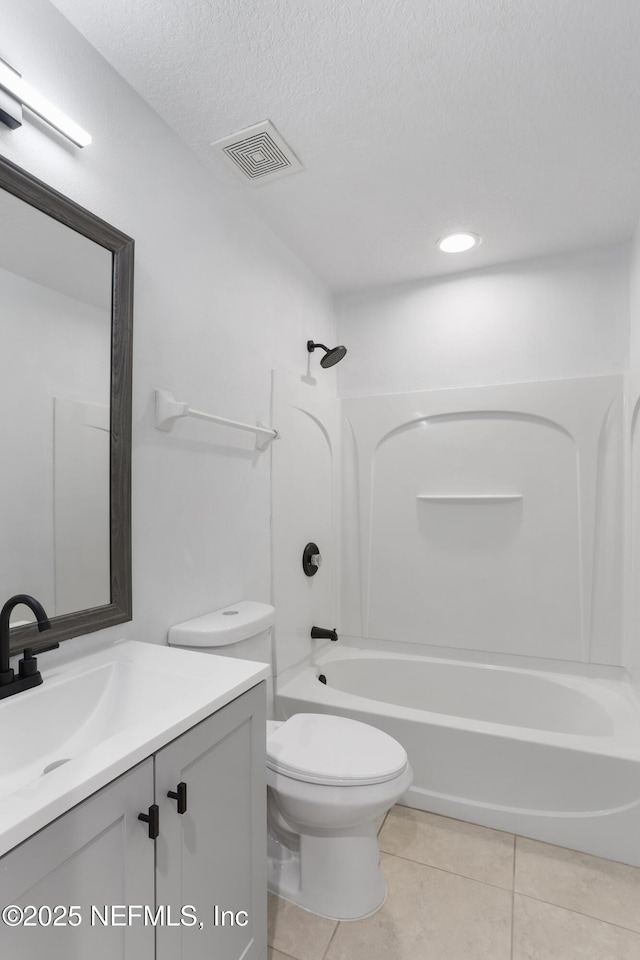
[168,601,275,648]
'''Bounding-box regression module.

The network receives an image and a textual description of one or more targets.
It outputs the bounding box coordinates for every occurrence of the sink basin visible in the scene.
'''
[0,639,269,856]
[0,659,200,800]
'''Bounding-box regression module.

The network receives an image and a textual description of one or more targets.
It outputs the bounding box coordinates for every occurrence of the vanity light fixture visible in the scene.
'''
[0,60,91,148]
[437,232,479,253]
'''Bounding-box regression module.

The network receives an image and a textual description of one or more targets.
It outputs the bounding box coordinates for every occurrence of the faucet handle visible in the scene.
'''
[19,648,40,678]
[19,642,60,679]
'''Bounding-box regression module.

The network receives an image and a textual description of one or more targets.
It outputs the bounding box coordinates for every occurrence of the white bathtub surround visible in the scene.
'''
[268,283,636,876]
[331,632,630,681]
[341,375,623,665]
[277,645,640,867]
[271,374,340,677]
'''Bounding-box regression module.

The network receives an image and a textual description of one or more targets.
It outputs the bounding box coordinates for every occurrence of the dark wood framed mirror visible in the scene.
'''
[0,154,133,655]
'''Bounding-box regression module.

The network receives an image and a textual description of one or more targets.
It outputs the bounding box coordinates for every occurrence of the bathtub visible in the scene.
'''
[276,646,640,866]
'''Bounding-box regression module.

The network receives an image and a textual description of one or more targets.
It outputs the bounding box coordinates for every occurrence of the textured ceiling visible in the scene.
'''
[50,0,640,293]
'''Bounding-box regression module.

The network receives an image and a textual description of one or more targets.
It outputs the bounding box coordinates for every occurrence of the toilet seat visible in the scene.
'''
[267,713,408,786]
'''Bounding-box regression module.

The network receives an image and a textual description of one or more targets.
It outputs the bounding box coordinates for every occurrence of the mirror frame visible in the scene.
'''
[0,154,133,655]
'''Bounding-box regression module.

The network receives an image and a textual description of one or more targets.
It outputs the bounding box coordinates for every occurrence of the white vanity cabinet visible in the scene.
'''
[0,681,266,960]
[155,681,267,960]
[0,759,156,958]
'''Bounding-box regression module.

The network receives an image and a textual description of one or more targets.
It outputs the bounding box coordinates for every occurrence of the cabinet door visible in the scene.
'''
[0,759,155,959]
[156,682,266,960]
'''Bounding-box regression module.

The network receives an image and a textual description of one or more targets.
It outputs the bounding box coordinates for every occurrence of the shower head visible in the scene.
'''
[307,340,348,368]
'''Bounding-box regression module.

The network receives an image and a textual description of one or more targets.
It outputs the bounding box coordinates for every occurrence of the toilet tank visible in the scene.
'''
[168,601,276,716]
[168,600,275,666]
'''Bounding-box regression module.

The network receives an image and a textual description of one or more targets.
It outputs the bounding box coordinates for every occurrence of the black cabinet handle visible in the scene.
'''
[138,803,159,839]
[167,781,188,815]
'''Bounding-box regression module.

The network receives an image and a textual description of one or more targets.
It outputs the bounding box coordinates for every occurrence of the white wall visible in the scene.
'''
[1,0,336,660]
[337,246,629,398]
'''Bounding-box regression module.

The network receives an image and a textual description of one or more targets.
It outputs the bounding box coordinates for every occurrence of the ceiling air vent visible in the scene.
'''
[211,120,302,184]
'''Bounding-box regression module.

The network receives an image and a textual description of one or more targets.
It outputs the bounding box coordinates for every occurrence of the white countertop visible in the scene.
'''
[0,639,269,857]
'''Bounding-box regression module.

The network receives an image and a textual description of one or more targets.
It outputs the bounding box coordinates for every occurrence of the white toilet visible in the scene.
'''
[168,601,413,920]
[266,712,412,919]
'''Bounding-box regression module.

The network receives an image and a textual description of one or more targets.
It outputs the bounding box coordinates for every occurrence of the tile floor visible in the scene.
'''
[267,805,640,960]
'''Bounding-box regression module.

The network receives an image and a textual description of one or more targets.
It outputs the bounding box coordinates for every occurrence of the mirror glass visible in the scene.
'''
[1,189,112,619]
[0,156,133,652]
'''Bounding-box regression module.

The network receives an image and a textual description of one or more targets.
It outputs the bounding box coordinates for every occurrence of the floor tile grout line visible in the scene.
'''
[382,845,640,939]
[270,807,640,959]
[379,848,515,893]
[377,808,391,835]
[513,828,640,866]
[321,918,341,960]
[514,890,640,937]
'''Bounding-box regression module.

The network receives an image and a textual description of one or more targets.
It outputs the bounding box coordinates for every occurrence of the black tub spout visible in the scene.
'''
[310,626,338,642]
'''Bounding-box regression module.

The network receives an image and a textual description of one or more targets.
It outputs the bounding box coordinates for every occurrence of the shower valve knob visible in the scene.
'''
[302,542,322,576]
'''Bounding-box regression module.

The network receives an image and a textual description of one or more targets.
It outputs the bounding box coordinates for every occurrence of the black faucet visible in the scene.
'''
[0,594,57,700]
[310,625,338,642]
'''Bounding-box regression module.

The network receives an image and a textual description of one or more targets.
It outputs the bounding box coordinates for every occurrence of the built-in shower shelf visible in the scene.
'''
[416,494,523,504]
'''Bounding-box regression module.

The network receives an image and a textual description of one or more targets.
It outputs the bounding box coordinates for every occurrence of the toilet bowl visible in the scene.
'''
[266,713,413,920]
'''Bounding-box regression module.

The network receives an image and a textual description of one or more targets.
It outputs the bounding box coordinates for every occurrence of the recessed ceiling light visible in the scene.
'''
[437,233,479,253]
